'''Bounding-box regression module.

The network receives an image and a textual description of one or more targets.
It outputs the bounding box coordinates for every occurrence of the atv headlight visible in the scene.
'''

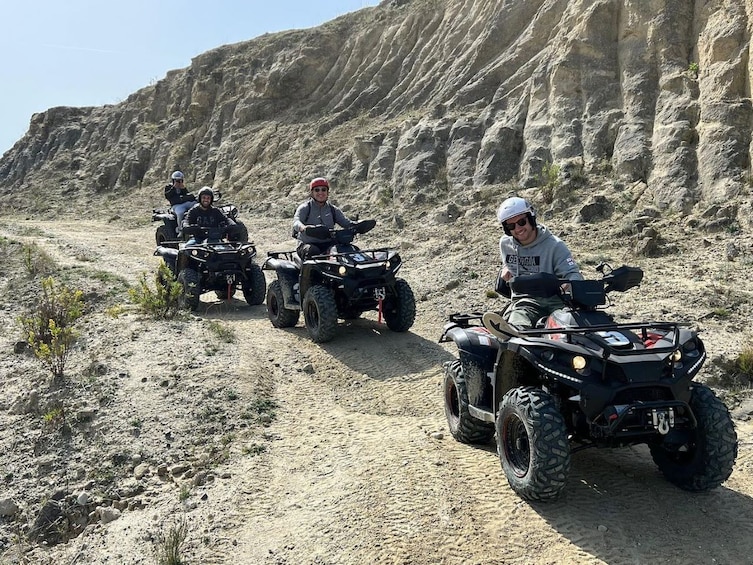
[338,266,347,276]
[191,249,210,260]
[670,349,682,363]
[683,339,700,358]
[384,260,391,270]
[572,356,587,371]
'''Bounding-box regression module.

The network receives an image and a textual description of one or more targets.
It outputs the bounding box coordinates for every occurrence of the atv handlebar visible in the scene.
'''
[303,219,376,241]
[507,265,643,309]
[182,225,231,241]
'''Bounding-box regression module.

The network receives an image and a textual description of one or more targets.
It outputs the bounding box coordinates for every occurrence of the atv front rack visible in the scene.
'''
[446,312,689,357]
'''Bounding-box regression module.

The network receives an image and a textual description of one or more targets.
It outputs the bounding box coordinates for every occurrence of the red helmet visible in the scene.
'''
[310,177,329,190]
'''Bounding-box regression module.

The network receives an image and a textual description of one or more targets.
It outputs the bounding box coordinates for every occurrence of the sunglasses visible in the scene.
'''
[312,187,328,193]
[504,217,528,230]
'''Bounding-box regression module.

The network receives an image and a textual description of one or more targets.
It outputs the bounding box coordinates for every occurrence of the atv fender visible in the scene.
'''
[262,256,298,272]
[441,323,499,370]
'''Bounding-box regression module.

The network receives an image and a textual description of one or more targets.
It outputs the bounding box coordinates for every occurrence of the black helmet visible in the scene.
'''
[198,186,214,204]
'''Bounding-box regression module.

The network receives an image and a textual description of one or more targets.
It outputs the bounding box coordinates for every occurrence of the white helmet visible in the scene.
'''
[171,171,184,181]
[497,197,534,223]
[497,197,536,234]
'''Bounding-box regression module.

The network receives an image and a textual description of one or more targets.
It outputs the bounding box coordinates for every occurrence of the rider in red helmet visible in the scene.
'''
[292,177,354,260]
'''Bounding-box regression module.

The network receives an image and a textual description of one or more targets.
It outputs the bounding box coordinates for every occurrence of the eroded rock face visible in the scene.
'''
[0,0,750,214]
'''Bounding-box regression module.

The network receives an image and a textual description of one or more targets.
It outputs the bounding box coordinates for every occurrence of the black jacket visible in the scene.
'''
[182,204,235,236]
[164,184,196,206]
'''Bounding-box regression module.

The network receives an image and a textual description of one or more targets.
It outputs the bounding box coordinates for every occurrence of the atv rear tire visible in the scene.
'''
[242,263,266,305]
[383,278,416,332]
[231,221,249,243]
[649,384,738,492]
[156,226,172,246]
[177,268,201,311]
[267,280,300,328]
[496,386,570,501]
[444,360,496,444]
[303,285,338,343]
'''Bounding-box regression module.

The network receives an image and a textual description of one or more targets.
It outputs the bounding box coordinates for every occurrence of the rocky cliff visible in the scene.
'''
[1,0,751,217]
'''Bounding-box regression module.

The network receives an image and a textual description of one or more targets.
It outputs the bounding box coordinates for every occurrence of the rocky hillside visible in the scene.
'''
[1,0,752,219]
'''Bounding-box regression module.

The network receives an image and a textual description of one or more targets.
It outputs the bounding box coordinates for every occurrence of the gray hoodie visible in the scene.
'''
[293,198,353,245]
[499,225,582,299]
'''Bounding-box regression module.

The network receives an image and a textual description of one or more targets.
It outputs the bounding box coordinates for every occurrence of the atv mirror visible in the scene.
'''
[604,265,643,292]
[355,219,376,234]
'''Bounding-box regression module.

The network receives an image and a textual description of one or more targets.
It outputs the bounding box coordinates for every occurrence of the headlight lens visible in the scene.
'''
[338,266,347,276]
[572,356,587,370]
[670,349,682,362]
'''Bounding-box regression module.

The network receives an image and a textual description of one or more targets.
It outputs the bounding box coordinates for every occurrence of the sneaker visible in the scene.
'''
[482,312,519,340]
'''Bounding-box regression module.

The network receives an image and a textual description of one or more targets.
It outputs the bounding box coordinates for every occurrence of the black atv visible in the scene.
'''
[152,191,249,245]
[440,263,738,501]
[154,226,266,310]
[261,219,416,343]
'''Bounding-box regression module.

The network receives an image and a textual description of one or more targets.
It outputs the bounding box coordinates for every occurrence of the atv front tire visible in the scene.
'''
[266,280,300,328]
[303,285,338,343]
[177,268,201,311]
[649,384,738,492]
[383,278,416,332]
[496,386,570,501]
[242,263,267,305]
[231,221,249,243]
[444,360,496,444]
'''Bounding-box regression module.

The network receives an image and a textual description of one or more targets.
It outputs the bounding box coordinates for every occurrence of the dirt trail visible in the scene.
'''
[2,218,753,564]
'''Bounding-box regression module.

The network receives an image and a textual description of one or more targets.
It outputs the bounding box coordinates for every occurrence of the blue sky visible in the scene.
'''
[0,1,379,155]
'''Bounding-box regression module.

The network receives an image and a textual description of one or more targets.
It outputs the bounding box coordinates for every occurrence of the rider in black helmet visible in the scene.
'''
[182,186,236,244]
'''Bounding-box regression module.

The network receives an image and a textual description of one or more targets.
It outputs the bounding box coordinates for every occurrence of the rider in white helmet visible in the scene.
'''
[164,171,196,237]
[494,196,582,329]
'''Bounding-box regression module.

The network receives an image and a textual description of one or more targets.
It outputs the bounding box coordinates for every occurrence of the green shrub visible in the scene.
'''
[21,242,56,276]
[736,344,753,379]
[18,277,84,382]
[153,516,188,565]
[540,161,561,203]
[129,263,183,319]
[206,319,236,343]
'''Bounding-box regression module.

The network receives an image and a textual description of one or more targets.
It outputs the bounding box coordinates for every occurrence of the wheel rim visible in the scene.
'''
[445,381,460,421]
[269,293,280,318]
[305,300,320,330]
[503,413,531,477]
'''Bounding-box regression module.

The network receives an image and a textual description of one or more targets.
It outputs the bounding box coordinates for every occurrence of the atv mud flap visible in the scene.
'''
[278,270,299,307]
[590,400,696,441]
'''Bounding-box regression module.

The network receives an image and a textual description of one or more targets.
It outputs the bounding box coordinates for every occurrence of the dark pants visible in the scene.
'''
[298,242,329,260]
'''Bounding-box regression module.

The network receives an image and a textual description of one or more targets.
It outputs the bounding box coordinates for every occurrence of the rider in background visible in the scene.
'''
[164,171,195,236]
[292,177,354,260]
[182,187,236,244]
[497,196,582,328]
